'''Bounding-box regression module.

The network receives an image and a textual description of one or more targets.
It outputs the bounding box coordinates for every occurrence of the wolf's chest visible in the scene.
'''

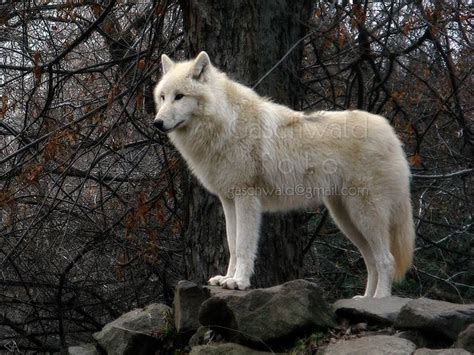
[173,144,242,195]
[188,159,220,194]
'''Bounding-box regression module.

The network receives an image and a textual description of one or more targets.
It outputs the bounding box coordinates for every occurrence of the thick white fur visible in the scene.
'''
[153,52,415,297]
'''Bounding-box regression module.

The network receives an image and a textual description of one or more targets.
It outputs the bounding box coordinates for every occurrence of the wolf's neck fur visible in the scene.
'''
[169,72,263,162]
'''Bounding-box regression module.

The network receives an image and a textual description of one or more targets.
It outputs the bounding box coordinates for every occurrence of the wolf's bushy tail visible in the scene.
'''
[390,196,415,282]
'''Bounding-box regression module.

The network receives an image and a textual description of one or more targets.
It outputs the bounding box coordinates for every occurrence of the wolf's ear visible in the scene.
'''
[192,51,211,80]
[161,54,174,74]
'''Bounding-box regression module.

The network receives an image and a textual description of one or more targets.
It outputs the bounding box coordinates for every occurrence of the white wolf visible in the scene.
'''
[153,51,415,298]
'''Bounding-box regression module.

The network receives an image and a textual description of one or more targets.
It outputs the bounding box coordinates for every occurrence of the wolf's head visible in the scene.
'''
[153,51,214,133]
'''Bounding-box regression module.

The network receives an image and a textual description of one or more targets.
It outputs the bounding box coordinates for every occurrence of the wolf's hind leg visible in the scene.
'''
[346,198,394,298]
[221,195,261,290]
[362,225,394,298]
[324,196,378,298]
[208,197,237,286]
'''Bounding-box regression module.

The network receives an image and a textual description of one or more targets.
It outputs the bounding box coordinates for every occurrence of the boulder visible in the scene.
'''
[199,279,336,349]
[93,303,172,355]
[413,348,471,355]
[455,323,474,353]
[396,330,432,348]
[204,285,232,298]
[334,297,411,325]
[173,280,210,334]
[394,298,474,340]
[189,343,271,354]
[67,343,100,355]
[320,335,416,355]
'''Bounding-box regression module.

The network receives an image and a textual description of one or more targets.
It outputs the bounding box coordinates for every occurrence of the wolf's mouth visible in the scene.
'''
[159,120,185,133]
[172,120,186,130]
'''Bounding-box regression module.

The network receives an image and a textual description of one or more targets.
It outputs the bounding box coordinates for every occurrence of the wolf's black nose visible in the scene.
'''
[154,120,164,131]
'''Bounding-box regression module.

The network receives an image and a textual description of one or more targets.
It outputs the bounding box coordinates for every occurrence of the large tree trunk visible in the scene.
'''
[179,0,313,287]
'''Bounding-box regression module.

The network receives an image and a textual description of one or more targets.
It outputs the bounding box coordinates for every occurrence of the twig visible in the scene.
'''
[412,168,473,179]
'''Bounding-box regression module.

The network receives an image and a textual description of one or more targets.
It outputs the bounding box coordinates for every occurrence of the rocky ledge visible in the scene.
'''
[68,279,474,354]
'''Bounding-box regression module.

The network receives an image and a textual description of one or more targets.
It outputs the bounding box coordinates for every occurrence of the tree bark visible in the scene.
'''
[179,0,313,287]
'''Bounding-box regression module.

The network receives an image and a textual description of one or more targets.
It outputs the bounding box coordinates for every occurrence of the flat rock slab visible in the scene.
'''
[204,285,233,298]
[334,296,411,325]
[190,343,272,354]
[413,348,471,355]
[93,303,172,355]
[199,279,336,349]
[320,335,416,355]
[394,298,474,340]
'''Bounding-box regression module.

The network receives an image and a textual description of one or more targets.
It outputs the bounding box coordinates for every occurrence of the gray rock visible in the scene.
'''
[190,343,271,354]
[199,279,336,348]
[67,343,100,355]
[396,330,431,348]
[320,335,416,355]
[93,303,172,355]
[334,296,411,325]
[204,285,233,298]
[394,298,474,340]
[174,280,210,334]
[455,323,474,353]
[413,348,471,355]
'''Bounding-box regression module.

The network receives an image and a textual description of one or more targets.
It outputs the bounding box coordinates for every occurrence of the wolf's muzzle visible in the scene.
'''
[154,119,165,132]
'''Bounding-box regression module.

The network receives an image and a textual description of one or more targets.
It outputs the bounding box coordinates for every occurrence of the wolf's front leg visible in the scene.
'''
[208,197,237,286]
[221,195,261,290]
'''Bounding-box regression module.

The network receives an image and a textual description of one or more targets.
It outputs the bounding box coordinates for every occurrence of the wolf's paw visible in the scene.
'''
[352,295,370,300]
[208,275,229,286]
[221,278,250,290]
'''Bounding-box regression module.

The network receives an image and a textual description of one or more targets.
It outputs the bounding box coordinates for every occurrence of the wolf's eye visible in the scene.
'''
[160,95,165,101]
[175,93,184,100]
